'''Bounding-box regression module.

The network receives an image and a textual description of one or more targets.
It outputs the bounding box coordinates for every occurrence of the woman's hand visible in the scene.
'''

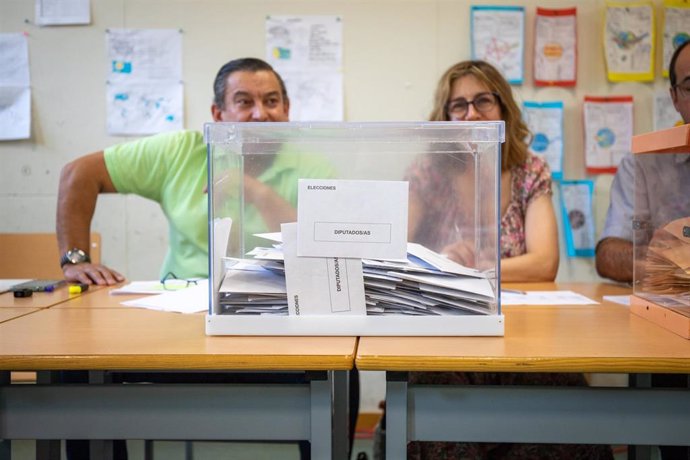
[441,241,476,267]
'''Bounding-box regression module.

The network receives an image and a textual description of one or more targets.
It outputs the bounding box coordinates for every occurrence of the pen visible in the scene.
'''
[68,283,89,294]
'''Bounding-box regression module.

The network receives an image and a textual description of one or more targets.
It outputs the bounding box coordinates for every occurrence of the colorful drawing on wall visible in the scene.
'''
[265,15,344,121]
[534,7,577,86]
[0,33,31,140]
[654,89,685,130]
[604,2,655,82]
[662,1,690,77]
[559,180,596,257]
[471,5,525,84]
[595,127,616,149]
[105,29,183,136]
[583,95,633,174]
[523,101,564,179]
[106,82,183,136]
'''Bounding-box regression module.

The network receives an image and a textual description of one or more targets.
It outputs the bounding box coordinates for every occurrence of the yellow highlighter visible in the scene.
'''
[69,283,89,294]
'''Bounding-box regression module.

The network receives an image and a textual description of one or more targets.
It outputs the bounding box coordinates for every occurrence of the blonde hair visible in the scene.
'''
[429,60,530,171]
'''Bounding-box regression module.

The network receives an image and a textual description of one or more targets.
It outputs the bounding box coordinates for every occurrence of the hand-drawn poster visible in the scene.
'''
[523,101,564,180]
[266,15,342,70]
[559,180,596,257]
[583,95,633,174]
[534,7,576,86]
[654,89,684,130]
[471,6,525,84]
[604,2,655,82]
[662,1,690,78]
[266,15,343,121]
[280,71,343,122]
[35,0,90,26]
[106,82,183,136]
[0,33,31,140]
[105,29,183,135]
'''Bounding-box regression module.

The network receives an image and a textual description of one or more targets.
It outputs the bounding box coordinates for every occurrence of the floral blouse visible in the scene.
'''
[406,152,552,259]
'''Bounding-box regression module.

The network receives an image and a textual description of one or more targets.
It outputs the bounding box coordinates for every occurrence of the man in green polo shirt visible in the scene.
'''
[57,57,331,284]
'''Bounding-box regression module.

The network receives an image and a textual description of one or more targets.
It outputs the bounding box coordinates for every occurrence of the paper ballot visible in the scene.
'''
[282,223,366,315]
[297,179,408,259]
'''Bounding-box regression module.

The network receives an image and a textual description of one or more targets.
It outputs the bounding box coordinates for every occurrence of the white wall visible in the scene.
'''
[0,0,672,411]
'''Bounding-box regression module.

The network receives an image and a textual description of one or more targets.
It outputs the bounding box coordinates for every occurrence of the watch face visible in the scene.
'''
[66,249,88,264]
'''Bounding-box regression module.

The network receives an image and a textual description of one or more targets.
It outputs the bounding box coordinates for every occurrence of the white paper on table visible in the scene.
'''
[501,290,598,306]
[0,86,31,141]
[0,279,32,294]
[120,279,208,313]
[603,295,630,306]
[35,0,90,26]
[297,179,408,259]
[282,223,366,316]
[0,34,30,86]
[111,280,169,295]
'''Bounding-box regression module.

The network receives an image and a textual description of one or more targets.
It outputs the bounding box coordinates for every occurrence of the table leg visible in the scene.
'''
[35,372,61,460]
[310,372,331,459]
[332,370,348,460]
[386,372,409,460]
[0,371,9,460]
[628,374,652,460]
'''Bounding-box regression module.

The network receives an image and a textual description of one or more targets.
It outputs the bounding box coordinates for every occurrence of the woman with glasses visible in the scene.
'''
[400,61,614,460]
[407,60,559,282]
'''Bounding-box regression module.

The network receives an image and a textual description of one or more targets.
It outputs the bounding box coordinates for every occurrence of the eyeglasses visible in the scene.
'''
[160,272,199,291]
[446,92,500,119]
[673,81,690,99]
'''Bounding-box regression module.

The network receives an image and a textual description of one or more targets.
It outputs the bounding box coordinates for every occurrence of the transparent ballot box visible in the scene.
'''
[630,124,690,339]
[205,121,505,336]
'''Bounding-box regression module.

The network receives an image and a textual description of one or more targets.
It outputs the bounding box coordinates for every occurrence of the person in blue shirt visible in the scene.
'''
[596,39,690,283]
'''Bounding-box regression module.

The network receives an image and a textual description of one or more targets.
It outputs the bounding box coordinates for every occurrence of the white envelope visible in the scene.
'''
[297,179,408,259]
[282,223,366,316]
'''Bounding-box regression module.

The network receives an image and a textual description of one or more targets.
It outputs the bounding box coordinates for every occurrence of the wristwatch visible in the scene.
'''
[60,248,91,267]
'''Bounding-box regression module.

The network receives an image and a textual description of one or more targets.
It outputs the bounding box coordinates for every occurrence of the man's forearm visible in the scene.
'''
[56,154,111,255]
[595,237,633,283]
[56,165,98,254]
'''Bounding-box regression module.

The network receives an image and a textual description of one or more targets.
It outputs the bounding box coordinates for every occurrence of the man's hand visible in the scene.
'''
[62,262,125,286]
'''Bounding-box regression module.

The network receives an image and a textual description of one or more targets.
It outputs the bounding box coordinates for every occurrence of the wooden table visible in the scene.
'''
[0,287,357,460]
[356,282,690,459]
[0,307,40,324]
[0,281,106,310]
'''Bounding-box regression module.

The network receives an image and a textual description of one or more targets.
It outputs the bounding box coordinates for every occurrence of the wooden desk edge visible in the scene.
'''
[354,356,690,374]
[0,354,355,372]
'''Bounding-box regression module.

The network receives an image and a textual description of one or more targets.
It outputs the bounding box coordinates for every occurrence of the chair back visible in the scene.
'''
[0,233,101,279]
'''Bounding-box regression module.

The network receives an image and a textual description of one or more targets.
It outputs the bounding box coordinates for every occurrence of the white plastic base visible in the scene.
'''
[205,314,505,336]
